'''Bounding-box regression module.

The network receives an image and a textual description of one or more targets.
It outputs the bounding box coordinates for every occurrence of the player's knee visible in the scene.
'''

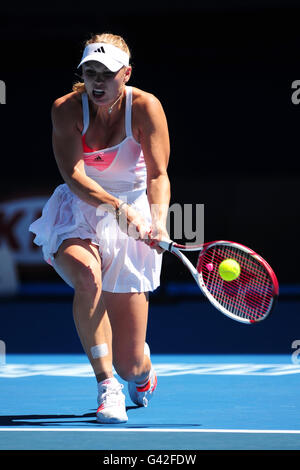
[73,263,101,295]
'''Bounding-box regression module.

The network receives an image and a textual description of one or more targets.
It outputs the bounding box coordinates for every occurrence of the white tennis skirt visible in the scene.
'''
[29,184,162,293]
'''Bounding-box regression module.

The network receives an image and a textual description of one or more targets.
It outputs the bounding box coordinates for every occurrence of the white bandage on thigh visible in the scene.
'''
[91,343,109,359]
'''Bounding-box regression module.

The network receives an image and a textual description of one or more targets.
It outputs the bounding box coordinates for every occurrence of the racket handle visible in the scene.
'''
[158,239,174,252]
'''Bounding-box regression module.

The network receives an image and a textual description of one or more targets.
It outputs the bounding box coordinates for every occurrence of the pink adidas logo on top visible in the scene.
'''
[82,134,118,171]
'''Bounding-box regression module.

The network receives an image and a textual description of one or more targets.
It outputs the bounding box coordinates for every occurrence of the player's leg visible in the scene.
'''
[53,238,128,423]
[53,238,113,382]
[103,291,157,406]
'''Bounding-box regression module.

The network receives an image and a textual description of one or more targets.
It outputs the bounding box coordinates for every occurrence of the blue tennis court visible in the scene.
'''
[1,352,300,450]
[1,285,300,453]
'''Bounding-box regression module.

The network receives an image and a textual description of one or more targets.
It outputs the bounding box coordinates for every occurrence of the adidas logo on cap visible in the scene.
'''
[94,46,105,53]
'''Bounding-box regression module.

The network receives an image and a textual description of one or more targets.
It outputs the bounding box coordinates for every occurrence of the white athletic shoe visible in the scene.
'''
[128,343,158,407]
[96,377,128,424]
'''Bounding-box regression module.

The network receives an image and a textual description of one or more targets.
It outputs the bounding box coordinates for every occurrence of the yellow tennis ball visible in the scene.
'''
[219,259,241,281]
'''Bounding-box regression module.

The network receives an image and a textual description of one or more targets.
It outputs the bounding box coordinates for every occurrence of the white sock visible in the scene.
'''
[144,342,150,358]
[97,376,118,391]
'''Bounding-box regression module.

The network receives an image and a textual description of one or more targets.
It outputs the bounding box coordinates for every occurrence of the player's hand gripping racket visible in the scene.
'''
[159,239,279,324]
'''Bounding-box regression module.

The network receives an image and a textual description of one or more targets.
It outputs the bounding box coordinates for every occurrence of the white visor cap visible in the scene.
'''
[77,42,130,72]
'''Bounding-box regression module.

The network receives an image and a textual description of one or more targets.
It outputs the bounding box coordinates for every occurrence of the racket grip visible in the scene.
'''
[158,239,173,252]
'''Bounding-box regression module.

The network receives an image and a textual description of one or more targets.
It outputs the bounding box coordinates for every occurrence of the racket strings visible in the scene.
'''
[200,245,274,322]
[209,254,273,320]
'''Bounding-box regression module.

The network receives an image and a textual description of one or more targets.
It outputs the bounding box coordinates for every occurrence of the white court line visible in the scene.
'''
[1,363,300,377]
[0,428,300,434]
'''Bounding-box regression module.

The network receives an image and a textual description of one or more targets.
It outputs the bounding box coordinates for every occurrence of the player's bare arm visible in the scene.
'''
[51,94,120,211]
[134,90,171,248]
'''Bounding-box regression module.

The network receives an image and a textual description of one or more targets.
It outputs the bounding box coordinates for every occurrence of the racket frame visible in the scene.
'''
[159,239,279,324]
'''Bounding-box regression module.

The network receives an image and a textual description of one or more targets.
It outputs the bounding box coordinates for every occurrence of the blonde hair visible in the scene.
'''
[72,33,131,93]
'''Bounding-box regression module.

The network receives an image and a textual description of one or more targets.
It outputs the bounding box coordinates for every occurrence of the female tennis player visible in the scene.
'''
[29,33,170,423]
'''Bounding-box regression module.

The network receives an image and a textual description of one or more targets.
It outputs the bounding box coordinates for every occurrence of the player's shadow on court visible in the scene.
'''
[0,407,141,426]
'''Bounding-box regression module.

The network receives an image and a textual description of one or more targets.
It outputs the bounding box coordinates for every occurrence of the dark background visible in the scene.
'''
[1,1,299,284]
[0,1,299,354]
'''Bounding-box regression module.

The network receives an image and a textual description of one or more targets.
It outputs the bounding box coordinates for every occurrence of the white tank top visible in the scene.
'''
[81,86,147,197]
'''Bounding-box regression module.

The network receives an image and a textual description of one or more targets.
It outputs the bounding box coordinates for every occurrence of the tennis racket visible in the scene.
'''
[159,239,279,324]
